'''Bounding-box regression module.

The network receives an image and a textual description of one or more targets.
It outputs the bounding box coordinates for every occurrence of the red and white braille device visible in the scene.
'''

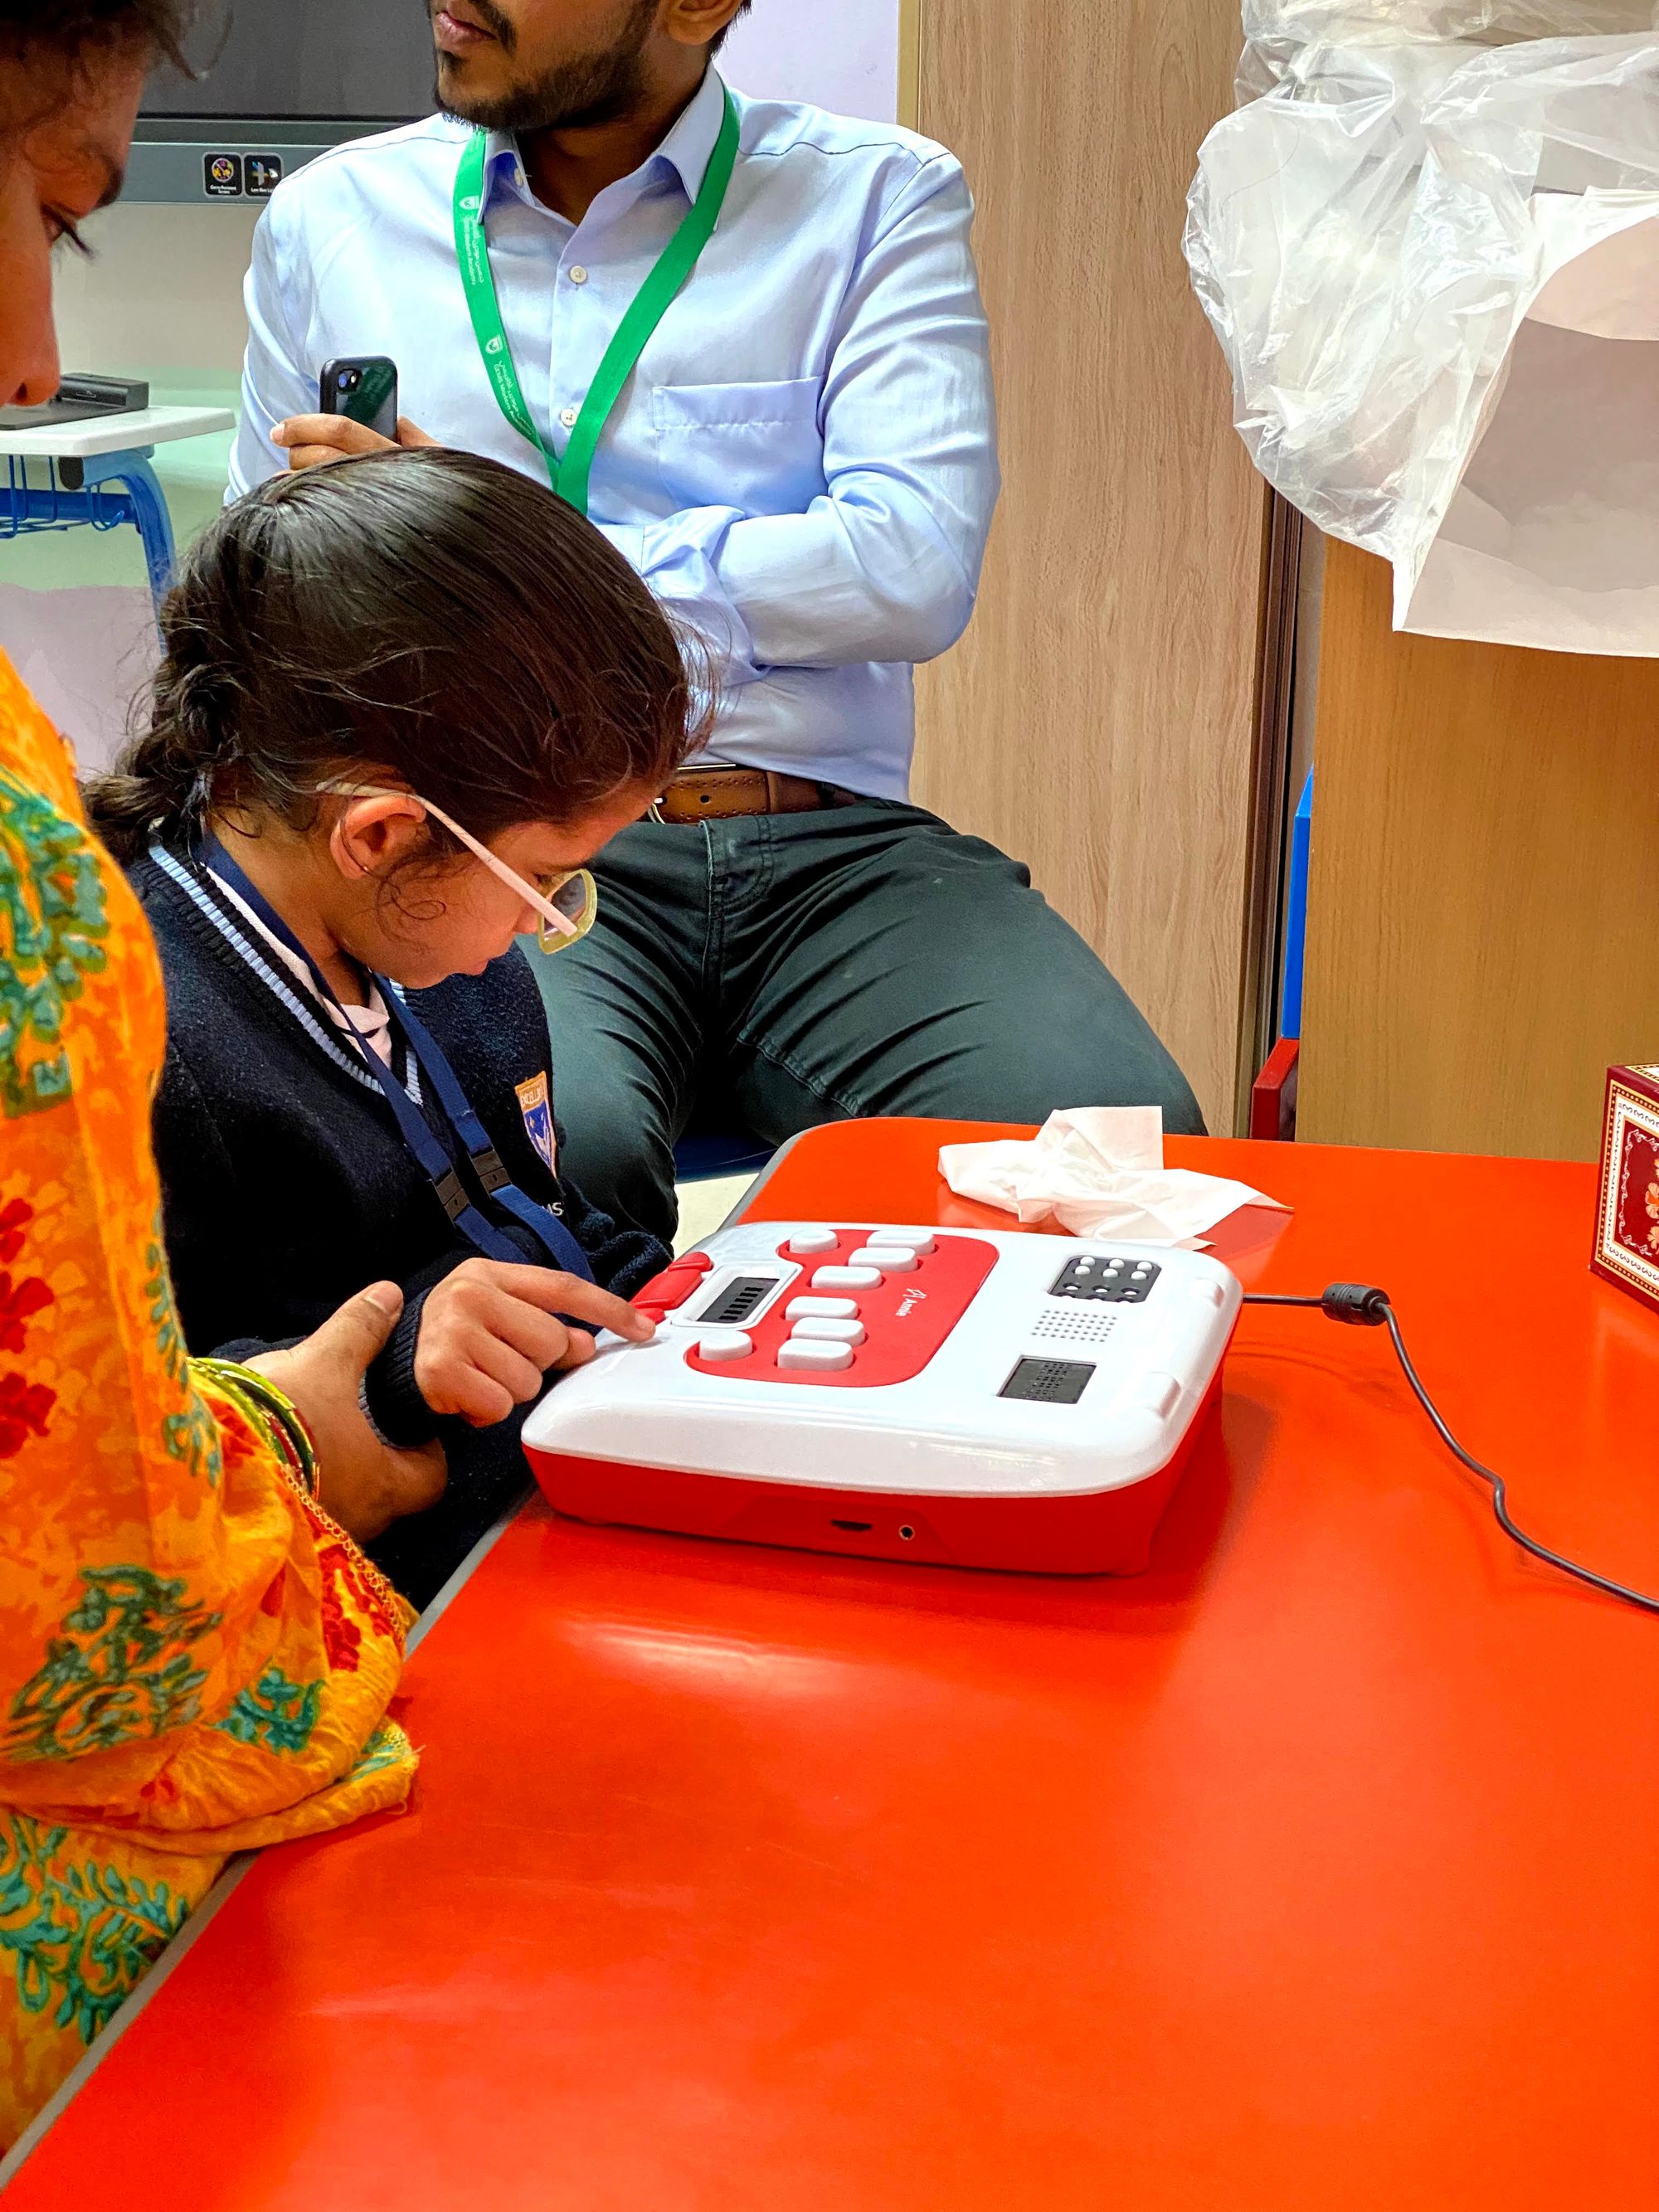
[522,1223,1242,1575]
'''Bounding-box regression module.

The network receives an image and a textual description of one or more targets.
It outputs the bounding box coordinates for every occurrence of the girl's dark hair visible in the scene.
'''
[85,447,703,866]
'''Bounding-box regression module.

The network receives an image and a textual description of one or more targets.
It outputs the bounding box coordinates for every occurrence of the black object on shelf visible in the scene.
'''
[0,376,151,433]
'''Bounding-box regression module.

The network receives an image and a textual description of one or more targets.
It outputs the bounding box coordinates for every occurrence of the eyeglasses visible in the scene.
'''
[320,783,600,956]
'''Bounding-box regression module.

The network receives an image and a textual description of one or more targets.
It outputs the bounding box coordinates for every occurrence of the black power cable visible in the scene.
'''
[1243,1284,1659,1617]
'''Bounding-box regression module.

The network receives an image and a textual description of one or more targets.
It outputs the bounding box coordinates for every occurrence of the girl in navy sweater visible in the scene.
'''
[87,449,699,1602]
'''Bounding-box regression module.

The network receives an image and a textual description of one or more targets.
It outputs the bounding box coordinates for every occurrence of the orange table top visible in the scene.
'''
[10,1121,1659,2209]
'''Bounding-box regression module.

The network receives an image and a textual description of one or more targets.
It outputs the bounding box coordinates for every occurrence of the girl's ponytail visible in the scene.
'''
[83,659,231,858]
[83,647,239,863]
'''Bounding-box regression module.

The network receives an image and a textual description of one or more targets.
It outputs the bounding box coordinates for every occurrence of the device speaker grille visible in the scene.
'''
[1030,1309,1120,1344]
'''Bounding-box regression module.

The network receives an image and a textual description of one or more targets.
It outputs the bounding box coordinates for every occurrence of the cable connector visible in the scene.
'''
[1319,1283,1390,1327]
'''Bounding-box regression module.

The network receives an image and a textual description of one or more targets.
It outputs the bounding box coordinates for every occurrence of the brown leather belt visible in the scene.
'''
[652,764,855,824]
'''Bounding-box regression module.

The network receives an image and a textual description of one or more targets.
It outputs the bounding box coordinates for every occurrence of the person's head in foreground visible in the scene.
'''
[88,445,700,987]
[0,1,190,406]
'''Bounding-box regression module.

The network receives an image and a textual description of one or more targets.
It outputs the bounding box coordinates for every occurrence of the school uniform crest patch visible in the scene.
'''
[515,1072,556,1174]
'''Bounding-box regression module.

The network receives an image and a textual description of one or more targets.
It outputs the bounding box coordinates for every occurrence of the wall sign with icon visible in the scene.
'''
[202,151,284,200]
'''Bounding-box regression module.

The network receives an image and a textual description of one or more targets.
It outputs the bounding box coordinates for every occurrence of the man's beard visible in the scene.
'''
[434,0,659,133]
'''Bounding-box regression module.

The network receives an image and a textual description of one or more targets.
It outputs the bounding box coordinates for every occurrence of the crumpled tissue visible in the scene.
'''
[938,1108,1288,1247]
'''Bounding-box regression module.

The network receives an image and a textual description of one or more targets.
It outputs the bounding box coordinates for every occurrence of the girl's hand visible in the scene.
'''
[271,414,437,473]
[247,1282,449,1544]
[415,1259,654,1428]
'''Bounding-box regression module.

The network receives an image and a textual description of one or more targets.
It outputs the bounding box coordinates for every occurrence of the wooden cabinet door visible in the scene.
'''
[909,0,1273,1135]
[1301,540,1659,1161]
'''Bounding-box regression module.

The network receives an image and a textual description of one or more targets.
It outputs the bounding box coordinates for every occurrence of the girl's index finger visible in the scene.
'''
[492,1266,654,1341]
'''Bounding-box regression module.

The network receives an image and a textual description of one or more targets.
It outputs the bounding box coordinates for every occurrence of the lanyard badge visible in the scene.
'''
[453,83,742,517]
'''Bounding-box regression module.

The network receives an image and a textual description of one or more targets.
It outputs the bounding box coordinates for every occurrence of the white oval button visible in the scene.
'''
[867,1230,935,1255]
[786,1228,840,1256]
[559,405,578,428]
[698,1329,753,1362]
[787,1295,859,1320]
[791,1318,866,1346]
[849,1246,917,1272]
[778,1339,854,1372]
[569,264,590,284]
[813,1266,882,1291]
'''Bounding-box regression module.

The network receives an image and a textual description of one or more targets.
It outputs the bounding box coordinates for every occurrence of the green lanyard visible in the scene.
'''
[452,85,740,518]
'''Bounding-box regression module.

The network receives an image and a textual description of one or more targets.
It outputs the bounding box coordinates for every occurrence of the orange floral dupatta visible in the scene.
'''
[0,653,418,2148]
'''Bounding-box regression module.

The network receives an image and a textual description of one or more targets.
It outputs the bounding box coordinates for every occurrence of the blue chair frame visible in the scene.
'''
[1279,768,1313,1043]
[2,447,177,620]
[1251,768,1313,1141]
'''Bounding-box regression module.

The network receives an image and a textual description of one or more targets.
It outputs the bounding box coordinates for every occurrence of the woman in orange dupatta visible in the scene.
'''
[1,0,443,2146]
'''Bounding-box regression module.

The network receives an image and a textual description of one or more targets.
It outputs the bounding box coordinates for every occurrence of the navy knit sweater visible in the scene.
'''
[129,846,667,1604]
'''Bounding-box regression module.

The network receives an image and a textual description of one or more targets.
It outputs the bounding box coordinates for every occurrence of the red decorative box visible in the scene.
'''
[1593,1066,1659,1315]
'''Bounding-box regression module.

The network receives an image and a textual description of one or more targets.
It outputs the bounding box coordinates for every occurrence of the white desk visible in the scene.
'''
[0,406,236,609]
[0,404,234,458]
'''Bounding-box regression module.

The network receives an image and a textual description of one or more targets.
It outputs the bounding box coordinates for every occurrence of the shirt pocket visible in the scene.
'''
[651,378,825,515]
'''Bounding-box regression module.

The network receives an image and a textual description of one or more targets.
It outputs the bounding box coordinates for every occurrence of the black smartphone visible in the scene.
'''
[319,356,399,440]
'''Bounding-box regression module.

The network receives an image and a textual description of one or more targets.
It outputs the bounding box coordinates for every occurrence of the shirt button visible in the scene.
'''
[559,406,578,429]
[569,264,589,284]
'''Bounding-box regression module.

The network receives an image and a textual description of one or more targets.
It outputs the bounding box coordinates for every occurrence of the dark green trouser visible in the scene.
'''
[530,798,1204,1242]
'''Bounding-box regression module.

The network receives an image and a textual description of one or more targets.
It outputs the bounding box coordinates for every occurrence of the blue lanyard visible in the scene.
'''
[200,839,595,1283]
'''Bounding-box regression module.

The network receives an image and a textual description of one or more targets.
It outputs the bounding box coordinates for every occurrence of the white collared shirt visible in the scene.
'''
[207,864,396,1066]
[230,71,1000,800]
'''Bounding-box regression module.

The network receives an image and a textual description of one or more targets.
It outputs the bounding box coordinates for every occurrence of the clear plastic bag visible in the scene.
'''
[1245,1,1659,46]
[1189,23,1659,649]
[1236,6,1659,97]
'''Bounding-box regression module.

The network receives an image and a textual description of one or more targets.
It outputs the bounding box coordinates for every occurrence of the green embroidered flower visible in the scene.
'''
[3,1567,222,1762]
[145,1231,187,1386]
[162,1397,222,1486]
[0,1815,189,2046]
[145,1227,221,1485]
[349,1719,412,1784]
[0,767,110,1121]
[215,1667,324,1756]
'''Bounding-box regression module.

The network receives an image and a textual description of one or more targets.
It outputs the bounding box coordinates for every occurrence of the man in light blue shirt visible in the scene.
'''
[234,0,1202,1238]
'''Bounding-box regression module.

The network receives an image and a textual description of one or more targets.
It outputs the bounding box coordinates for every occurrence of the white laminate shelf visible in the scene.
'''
[0,406,236,457]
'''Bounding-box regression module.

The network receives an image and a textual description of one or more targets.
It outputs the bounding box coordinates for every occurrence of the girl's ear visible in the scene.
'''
[328,793,431,881]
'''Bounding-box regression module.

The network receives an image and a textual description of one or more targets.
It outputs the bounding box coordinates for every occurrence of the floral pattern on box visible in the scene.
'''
[1594,1067,1659,1314]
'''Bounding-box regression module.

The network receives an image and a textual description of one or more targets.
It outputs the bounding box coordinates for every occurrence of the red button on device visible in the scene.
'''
[632,1263,707,1315]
